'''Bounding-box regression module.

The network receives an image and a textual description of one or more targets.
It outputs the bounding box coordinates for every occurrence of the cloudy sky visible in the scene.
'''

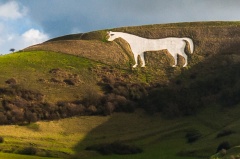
[0,0,240,54]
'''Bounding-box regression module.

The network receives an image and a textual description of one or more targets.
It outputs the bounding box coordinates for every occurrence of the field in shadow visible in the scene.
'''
[70,43,240,159]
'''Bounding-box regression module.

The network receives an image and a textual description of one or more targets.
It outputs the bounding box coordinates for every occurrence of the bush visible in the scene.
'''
[87,105,98,115]
[18,146,37,155]
[102,94,136,113]
[82,86,102,106]
[220,89,240,107]
[0,112,8,124]
[65,103,86,116]
[103,102,115,115]
[0,136,4,143]
[216,141,231,153]
[25,111,38,124]
[5,78,17,85]
[63,79,75,85]
[185,129,202,143]
[85,141,143,155]
[216,129,234,138]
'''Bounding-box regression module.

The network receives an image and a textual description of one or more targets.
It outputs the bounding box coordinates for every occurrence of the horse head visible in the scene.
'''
[107,31,117,41]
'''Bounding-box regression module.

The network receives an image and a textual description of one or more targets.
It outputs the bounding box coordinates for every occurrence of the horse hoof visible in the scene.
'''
[172,65,176,67]
[133,65,137,68]
[141,65,145,68]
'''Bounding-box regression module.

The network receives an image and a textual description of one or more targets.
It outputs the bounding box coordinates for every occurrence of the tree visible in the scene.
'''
[10,48,15,53]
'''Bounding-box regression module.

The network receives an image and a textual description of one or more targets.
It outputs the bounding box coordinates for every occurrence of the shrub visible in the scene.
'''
[103,102,115,115]
[0,112,8,124]
[0,136,4,143]
[63,79,75,85]
[110,141,143,155]
[5,78,17,85]
[102,94,135,113]
[85,141,143,155]
[114,95,135,113]
[162,102,181,118]
[128,83,147,100]
[11,108,25,123]
[87,105,98,115]
[220,89,240,107]
[25,111,38,124]
[18,146,37,155]
[66,103,85,116]
[185,129,202,143]
[216,141,231,153]
[82,86,102,106]
[216,129,234,138]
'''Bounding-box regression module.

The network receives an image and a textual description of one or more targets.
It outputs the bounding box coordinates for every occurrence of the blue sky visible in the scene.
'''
[1,0,240,54]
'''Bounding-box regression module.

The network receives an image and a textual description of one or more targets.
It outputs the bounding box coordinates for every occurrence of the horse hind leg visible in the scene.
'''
[140,52,146,67]
[132,54,138,68]
[182,52,188,67]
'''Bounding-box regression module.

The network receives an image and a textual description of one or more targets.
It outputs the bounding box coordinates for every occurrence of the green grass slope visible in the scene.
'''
[0,21,240,159]
[0,51,99,102]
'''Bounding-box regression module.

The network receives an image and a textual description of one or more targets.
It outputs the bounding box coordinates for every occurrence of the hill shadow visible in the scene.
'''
[51,22,240,158]
[69,42,240,158]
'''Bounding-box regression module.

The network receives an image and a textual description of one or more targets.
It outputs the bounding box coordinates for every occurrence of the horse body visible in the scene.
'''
[107,31,194,68]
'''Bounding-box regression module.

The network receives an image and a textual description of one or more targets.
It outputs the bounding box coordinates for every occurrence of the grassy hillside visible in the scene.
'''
[0,21,240,159]
[24,21,240,83]
[0,51,98,102]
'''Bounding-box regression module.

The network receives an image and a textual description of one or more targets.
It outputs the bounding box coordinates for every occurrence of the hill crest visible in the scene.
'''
[24,21,240,83]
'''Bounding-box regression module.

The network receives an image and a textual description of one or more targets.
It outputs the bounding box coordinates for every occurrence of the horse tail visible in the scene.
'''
[182,38,194,53]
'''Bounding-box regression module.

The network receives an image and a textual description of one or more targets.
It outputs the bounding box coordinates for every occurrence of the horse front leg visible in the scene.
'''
[172,54,177,67]
[140,52,146,67]
[132,53,138,68]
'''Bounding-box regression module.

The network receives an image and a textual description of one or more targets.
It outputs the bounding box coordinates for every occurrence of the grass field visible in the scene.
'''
[0,152,60,159]
[0,106,239,159]
[0,110,196,159]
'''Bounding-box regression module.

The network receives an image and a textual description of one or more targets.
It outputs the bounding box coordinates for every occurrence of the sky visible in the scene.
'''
[0,0,240,54]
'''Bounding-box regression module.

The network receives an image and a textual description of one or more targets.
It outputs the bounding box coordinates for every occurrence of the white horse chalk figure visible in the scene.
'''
[107,31,194,68]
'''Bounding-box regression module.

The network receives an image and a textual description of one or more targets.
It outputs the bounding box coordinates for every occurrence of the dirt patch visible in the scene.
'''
[47,68,83,86]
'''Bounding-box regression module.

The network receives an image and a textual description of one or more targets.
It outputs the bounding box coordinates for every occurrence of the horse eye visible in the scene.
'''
[110,34,114,36]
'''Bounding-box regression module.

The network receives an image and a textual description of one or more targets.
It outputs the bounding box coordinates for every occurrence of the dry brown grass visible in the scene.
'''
[24,21,240,69]
[24,40,130,69]
[23,21,240,84]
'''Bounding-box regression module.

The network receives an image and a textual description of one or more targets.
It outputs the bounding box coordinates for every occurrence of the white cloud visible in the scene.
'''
[22,29,49,46]
[0,1,27,19]
[0,29,49,54]
[0,1,49,54]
